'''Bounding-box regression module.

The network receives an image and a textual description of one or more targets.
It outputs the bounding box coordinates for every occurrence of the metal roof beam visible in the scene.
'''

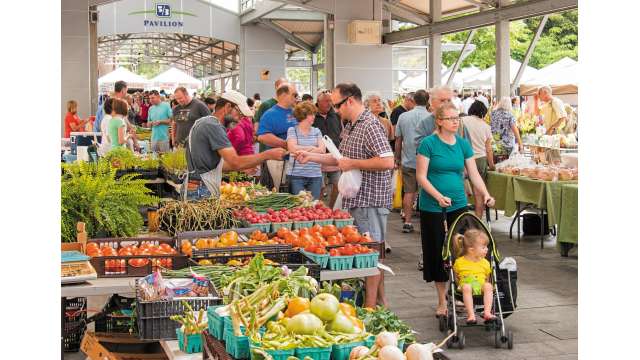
[383,0,577,44]
[383,1,431,25]
[241,0,285,25]
[271,0,333,14]
[258,19,314,53]
[262,9,325,21]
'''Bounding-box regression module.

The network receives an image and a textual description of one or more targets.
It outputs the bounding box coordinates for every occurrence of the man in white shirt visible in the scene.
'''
[476,92,490,109]
[461,92,476,114]
[451,90,463,113]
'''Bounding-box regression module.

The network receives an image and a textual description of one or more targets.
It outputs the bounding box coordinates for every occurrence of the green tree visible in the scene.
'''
[442,10,577,70]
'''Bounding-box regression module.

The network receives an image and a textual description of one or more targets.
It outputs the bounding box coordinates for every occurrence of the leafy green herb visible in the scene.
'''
[354,305,416,344]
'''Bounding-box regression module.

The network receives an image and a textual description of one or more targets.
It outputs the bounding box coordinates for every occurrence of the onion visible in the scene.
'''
[378,345,404,360]
[405,344,433,360]
[376,332,398,348]
[349,346,370,360]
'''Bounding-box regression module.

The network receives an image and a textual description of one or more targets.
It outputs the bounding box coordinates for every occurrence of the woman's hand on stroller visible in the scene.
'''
[437,195,452,208]
[484,194,495,208]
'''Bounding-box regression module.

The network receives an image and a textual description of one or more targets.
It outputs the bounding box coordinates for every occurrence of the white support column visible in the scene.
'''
[323,13,334,89]
[311,53,318,93]
[495,0,512,100]
[428,0,442,88]
[89,5,98,114]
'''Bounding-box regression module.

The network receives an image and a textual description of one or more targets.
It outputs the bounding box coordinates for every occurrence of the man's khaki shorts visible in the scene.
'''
[401,167,418,193]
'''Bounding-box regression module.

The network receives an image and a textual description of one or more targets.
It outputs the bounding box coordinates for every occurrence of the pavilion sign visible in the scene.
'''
[128,3,197,29]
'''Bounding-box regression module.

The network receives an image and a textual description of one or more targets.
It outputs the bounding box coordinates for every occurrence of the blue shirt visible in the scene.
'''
[256,104,297,149]
[417,134,473,213]
[395,106,429,169]
[287,126,322,178]
[148,102,173,142]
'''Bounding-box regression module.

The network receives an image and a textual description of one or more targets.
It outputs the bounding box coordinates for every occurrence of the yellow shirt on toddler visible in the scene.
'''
[453,256,491,284]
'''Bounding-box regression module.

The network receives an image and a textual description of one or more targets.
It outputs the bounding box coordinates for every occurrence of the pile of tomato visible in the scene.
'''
[329,244,374,256]
[85,242,178,270]
[272,224,375,256]
[233,204,352,224]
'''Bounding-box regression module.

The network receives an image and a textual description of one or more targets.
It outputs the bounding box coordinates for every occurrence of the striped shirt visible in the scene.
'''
[287,126,323,178]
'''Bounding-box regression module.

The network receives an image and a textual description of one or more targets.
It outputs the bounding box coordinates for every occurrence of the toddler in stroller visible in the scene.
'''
[452,229,497,325]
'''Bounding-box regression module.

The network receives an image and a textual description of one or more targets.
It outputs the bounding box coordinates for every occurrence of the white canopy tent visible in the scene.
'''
[98,67,149,92]
[463,59,539,89]
[534,57,577,78]
[149,67,203,93]
[519,62,578,105]
[397,66,482,92]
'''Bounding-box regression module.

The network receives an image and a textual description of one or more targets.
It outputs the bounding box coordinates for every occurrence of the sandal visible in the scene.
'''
[466,318,477,325]
[435,308,448,318]
[483,314,497,323]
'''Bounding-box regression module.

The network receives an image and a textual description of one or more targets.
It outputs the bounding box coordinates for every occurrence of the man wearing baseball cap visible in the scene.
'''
[186,90,286,199]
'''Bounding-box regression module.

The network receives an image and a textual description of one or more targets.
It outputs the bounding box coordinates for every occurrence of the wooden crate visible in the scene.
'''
[81,331,169,360]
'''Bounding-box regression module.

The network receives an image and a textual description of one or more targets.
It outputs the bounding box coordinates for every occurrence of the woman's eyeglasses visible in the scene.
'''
[440,116,460,122]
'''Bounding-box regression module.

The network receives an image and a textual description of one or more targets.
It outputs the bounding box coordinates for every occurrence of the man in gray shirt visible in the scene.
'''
[173,86,210,147]
[395,89,429,233]
[186,90,286,199]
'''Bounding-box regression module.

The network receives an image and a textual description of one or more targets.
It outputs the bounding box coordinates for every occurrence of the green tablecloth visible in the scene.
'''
[557,184,578,244]
[486,171,577,225]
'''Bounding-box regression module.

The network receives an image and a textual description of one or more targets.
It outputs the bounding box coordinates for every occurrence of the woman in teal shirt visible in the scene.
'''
[415,103,495,319]
[108,98,131,149]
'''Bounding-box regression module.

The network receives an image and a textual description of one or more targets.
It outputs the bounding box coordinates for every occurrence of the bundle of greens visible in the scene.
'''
[156,198,242,236]
[160,148,187,175]
[61,161,158,242]
[354,305,416,344]
[102,148,140,169]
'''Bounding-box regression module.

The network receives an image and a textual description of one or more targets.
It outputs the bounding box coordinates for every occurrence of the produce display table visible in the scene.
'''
[61,277,136,298]
[486,171,577,248]
[320,267,380,281]
[557,183,578,256]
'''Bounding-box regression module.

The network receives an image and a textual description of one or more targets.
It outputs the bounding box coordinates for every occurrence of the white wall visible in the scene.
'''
[333,0,393,101]
[240,24,286,100]
[62,0,91,136]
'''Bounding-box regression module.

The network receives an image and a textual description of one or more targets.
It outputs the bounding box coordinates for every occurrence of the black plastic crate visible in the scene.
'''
[94,294,136,334]
[135,279,222,340]
[190,244,293,260]
[189,249,321,282]
[63,297,87,352]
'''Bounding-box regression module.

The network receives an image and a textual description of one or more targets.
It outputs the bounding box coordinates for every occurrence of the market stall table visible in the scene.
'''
[557,183,578,256]
[61,277,136,298]
[486,171,577,248]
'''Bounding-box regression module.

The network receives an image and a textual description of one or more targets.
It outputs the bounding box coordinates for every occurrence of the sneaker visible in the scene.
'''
[417,253,423,270]
[385,243,392,254]
[402,223,414,233]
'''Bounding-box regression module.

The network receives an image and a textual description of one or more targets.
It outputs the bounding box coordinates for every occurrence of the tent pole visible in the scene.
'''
[511,15,548,95]
[446,29,476,87]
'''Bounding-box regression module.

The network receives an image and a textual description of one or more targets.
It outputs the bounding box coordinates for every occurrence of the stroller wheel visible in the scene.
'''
[494,331,501,349]
[446,332,456,349]
[457,331,465,350]
[507,330,514,350]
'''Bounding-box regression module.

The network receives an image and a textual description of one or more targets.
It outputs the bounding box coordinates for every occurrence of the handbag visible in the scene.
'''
[279,127,299,193]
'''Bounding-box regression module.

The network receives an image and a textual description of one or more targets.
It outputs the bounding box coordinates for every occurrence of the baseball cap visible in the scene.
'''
[221,90,254,117]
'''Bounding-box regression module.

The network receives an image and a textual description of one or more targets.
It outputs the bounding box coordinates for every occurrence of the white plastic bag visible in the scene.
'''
[322,135,362,199]
[390,169,398,194]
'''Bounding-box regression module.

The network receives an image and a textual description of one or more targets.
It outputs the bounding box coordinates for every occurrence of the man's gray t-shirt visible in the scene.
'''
[186,116,232,175]
[396,106,429,169]
[173,98,210,146]
[414,114,436,150]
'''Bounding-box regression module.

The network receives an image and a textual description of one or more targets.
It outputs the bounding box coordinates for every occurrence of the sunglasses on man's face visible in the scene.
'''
[335,95,351,109]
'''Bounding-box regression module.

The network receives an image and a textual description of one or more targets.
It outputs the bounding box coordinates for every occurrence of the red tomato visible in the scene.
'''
[329,248,340,256]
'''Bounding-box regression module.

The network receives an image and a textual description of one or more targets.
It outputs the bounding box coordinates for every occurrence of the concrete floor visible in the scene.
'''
[383,210,578,360]
[65,211,578,360]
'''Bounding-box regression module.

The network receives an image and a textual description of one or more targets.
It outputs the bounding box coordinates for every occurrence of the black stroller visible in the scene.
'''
[438,208,518,350]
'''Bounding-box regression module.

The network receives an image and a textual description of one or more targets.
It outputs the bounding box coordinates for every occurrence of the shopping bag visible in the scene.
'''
[392,169,403,209]
[322,135,362,199]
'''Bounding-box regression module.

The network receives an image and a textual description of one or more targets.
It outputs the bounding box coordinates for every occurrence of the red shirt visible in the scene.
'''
[140,103,150,122]
[227,117,255,156]
[64,112,81,138]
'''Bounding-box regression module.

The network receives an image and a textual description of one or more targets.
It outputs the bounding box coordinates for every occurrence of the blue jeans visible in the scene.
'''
[187,182,211,200]
[289,176,323,200]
